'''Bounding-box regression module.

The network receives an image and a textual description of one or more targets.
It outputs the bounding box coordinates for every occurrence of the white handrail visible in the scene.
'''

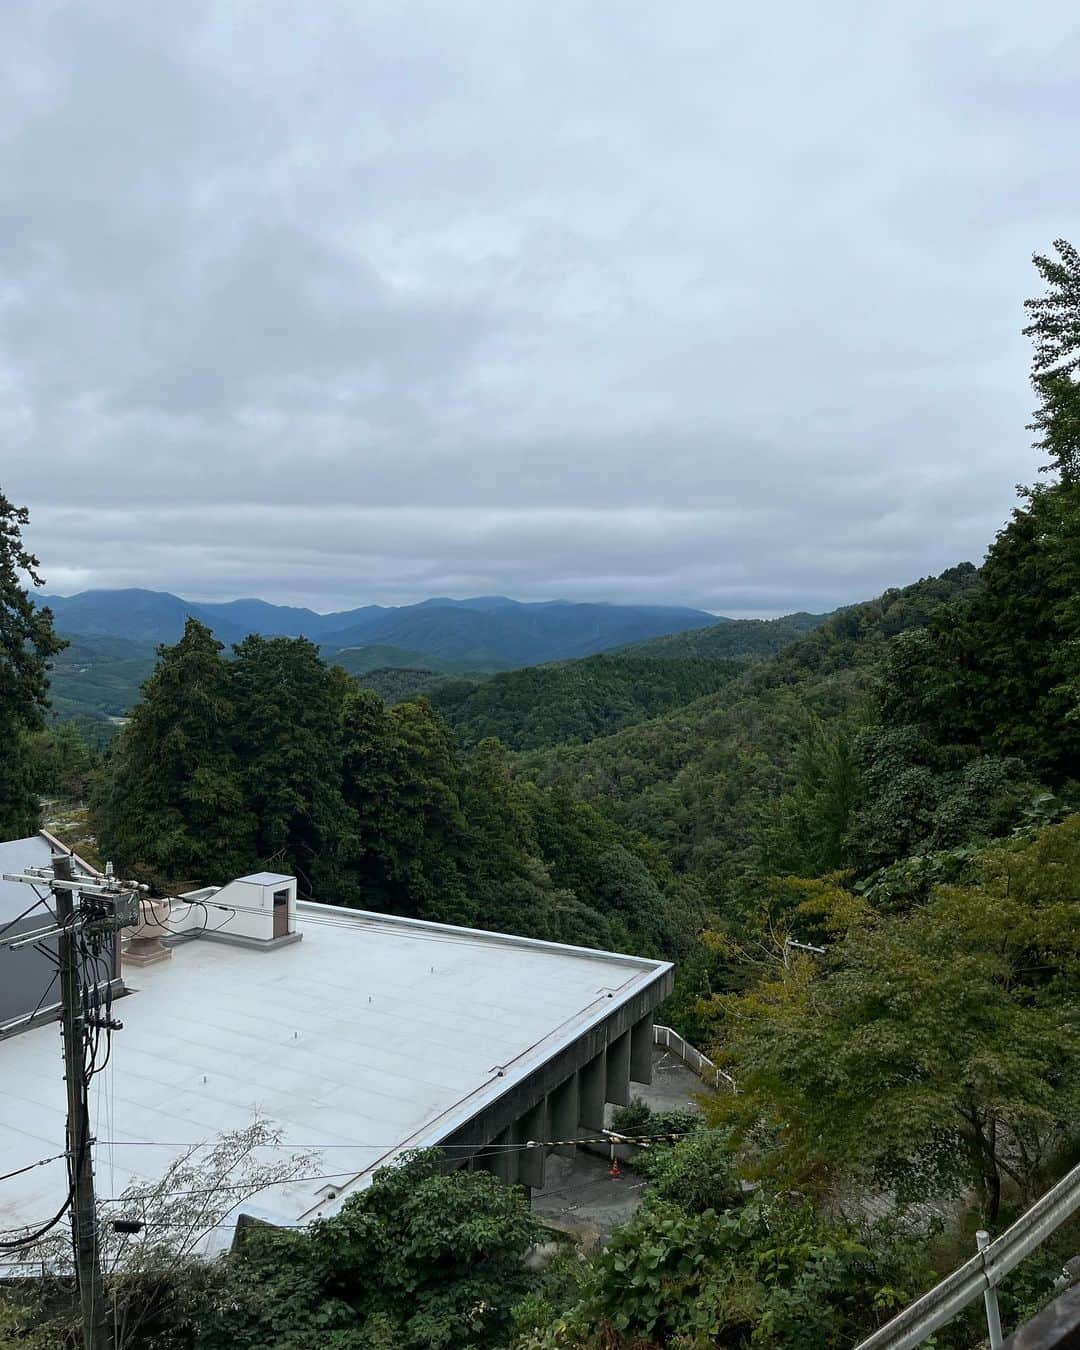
[653,1024,736,1092]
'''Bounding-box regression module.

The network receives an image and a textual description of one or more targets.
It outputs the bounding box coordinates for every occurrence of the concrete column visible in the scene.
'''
[606,1029,632,1107]
[518,1099,547,1190]
[630,1015,654,1085]
[579,1050,606,1133]
[476,1127,518,1185]
[549,1073,579,1157]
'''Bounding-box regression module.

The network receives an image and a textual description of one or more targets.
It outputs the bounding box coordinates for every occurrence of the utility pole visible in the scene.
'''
[54,852,110,1350]
[1,853,142,1350]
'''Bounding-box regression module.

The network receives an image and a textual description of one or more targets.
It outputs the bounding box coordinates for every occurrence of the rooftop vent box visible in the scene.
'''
[197,873,298,946]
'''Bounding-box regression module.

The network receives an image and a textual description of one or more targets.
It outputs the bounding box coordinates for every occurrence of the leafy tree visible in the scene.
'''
[93,619,250,885]
[205,1150,540,1350]
[1024,237,1080,481]
[0,490,66,837]
[632,1129,744,1216]
[9,1118,313,1350]
[705,818,1080,1223]
[515,1194,919,1350]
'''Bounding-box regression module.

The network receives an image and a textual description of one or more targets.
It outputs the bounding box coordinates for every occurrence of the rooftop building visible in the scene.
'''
[0,842,672,1246]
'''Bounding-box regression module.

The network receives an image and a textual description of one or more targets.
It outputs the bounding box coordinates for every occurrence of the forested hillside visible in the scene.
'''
[518,564,982,897]
[429,654,744,750]
[87,622,706,965]
[620,610,826,660]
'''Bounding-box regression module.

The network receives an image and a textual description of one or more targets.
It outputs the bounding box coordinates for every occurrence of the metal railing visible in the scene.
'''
[854,1161,1080,1350]
[653,1023,736,1092]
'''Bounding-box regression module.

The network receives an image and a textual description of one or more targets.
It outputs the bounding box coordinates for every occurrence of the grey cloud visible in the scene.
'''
[3,0,1077,616]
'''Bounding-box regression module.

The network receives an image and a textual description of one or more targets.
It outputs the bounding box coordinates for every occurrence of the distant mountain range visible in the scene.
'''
[38,588,719,668]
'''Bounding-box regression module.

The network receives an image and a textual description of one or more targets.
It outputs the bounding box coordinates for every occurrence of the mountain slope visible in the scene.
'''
[39,589,716,664]
[429,655,744,750]
[517,565,981,894]
[620,611,827,660]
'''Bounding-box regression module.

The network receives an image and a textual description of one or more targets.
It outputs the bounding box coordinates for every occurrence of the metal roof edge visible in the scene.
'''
[37,829,103,880]
[294,898,673,975]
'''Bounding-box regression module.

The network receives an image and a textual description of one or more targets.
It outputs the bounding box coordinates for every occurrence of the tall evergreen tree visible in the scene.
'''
[93,619,249,884]
[229,635,353,899]
[0,491,66,838]
[1024,238,1080,481]
[339,686,409,907]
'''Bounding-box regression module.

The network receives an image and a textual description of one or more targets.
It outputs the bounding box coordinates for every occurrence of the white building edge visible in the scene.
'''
[0,833,672,1248]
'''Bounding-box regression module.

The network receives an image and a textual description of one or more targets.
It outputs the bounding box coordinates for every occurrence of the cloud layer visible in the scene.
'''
[3,1,1077,615]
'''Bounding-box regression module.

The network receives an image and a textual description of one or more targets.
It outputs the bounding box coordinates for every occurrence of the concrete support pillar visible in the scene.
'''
[549,1073,579,1156]
[630,1015,654,1085]
[579,1050,607,1133]
[606,1029,632,1107]
[518,1099,547,1190]
[481,1126,518,1185]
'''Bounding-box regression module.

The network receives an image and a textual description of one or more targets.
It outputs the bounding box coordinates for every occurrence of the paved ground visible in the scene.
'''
[621,1045,713,1117]
[530,1047,712,1241]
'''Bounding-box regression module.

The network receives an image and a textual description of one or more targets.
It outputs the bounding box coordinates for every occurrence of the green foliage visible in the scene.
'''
[516,1195,918,1349]
[230,634,354,899]
[355,665,458,704]
[520,565,981,900]
[25,722,99,800]
[93,620,252,886]
[754,714,862,876]
[430,655,742,751]
[44,633,158,728]
[620,611,827,661]
[870,481,1080,797]
[202,1150,541,1350]
[91,629,697,959]
[0,490,66,838]
[1024,237,1080,482]
[610,1099,702,1141]
[634,1130,744,1217]
[705,817,1080,1223]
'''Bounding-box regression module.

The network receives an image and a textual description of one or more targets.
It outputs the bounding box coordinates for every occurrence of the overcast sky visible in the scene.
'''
[2,2,1077,616]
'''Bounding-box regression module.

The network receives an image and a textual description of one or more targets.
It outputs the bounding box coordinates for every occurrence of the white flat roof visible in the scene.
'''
[234,872,294,887]
[0,900,669,1239]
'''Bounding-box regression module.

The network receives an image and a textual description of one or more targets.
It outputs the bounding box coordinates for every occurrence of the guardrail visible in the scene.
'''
[653,1023,736,1092]
[854,1161,1080,1350]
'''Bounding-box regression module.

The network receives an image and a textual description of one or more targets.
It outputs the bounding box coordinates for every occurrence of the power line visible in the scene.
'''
[92,1129,707,1153]
[0,1152,71,1186]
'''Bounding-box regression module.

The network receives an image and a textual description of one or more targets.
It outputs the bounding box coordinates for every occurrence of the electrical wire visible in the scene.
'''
[92,1129,705,1151]
[0,1152,71,1185]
